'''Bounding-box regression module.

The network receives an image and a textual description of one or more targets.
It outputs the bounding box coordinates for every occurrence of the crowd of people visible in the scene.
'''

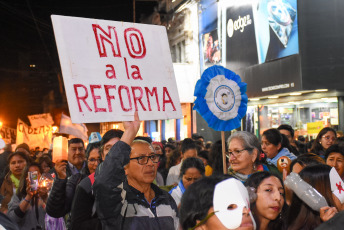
[1,115,344,230]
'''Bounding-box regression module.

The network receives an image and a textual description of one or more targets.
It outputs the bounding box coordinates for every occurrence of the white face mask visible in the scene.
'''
[213,178,256,229]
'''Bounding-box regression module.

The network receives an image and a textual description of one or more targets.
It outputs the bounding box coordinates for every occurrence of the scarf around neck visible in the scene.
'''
[10,173,20,189]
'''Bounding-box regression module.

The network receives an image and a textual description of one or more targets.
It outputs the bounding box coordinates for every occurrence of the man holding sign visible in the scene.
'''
[51,15,182,230]
[94,112,178,229]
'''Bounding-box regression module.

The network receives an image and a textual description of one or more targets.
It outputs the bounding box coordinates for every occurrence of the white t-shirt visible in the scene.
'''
[166,162,182,186]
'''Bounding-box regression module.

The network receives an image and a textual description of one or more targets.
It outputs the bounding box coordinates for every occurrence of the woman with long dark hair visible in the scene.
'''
[285,164,341,230]
[310,127,336,158]
[261,129,296,167]
[0,152,30,213]
[7,162,48,229]
[245,171,286,230]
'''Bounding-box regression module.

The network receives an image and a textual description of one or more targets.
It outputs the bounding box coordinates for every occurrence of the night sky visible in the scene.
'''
[0,0,157,127]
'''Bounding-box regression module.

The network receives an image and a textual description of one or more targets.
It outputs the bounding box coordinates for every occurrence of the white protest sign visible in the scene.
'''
[0,126,16,144]
[59,114,88,140]
[16,119,52,149]
[51,15,183,123]
[28,113,54,127]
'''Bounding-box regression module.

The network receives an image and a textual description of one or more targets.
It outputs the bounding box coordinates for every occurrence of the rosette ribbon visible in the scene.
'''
[193,65,248,131]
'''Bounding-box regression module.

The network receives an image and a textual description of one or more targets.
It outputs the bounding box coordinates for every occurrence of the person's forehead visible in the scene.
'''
[69,143,84,148]
[260,176,282,187]
[29,166,40,172]
[152,144,161,148]
[328,152,344,158]
[105,137,120,146]
[89,148,100,157]
[279,129,291,136]
[131,143,154,155]
[10,155,25,162]
[229,138,244,148]
[324,131,335,136]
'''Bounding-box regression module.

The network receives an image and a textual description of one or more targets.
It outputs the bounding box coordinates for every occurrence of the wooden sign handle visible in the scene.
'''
[221,131,227,174]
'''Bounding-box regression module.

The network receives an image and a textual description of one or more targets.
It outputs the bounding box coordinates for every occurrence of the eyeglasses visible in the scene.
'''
[322,135,336,141]
[188,211,218,230]
[130,154,161,165]
[226,149,250,158]
[88,158,101,164]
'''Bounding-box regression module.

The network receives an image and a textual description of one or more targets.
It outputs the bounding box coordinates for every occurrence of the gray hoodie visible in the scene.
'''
[7,194,46,230]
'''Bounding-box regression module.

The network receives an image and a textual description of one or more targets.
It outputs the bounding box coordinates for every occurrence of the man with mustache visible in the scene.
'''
[48,138,86,180]
[46,138,86,226]
[94,112,178,230]
[52,138,86,179]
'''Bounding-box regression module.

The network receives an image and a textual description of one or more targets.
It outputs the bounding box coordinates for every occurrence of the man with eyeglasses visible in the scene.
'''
[94,112,179,230]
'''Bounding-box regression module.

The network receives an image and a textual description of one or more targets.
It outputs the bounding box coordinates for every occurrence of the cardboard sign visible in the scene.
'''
[16,119,52,149]
[52,15,183,123]
[307,121,324,134]
[0,126,16,144]
[28,113,54,127]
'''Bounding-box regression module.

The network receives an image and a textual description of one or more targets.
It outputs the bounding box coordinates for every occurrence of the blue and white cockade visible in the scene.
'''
[193,65,248,131]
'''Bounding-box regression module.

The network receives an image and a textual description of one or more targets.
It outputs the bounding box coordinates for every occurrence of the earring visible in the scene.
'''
[253,164,257,171]
[279,212,282,219]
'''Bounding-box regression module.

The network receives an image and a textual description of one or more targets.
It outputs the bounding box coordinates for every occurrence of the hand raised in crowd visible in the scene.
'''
[121,111,141,145]
[26,177,36,198]
[38,186,49,203]
[320,206,338,222]
[55,159,67,179]
[19,177,37,213]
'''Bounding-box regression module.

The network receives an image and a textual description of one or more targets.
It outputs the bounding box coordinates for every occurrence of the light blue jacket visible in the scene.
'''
[267,147,297,166]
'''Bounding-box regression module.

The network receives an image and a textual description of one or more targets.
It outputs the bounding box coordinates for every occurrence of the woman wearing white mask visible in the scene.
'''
[180,175,256,230]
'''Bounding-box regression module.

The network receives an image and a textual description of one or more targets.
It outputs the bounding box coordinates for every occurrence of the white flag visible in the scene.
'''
[59,114,88,140]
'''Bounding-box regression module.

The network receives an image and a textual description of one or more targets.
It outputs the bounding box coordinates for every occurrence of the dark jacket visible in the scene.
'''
[70,173,101,230]
[46,166,90,218]
[94,141,179,230]
[7,194,46,230]
[315,211,344,230]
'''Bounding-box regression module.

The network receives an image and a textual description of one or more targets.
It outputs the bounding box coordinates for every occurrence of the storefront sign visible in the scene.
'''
[307,121,324,134]
[52,15,182,123]
[225,0,298,68]
[220,0,300,98]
